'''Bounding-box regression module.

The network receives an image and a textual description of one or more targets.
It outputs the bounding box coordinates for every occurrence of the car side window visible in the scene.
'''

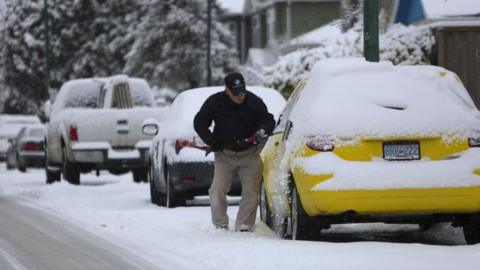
[274,80,307,133]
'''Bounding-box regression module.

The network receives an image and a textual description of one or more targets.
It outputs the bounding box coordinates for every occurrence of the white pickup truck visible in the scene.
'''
[45,75,166,185]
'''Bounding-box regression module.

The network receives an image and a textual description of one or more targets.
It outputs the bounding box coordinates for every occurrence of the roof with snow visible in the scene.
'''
[422,0,480,18]
[217,0,245,14]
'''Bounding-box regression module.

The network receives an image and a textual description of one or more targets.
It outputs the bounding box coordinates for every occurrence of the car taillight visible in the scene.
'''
[175,139,192,153]
[468,137,480,147]
[306,135,334,152]
[69,125,78,141]
[24,143,40,152]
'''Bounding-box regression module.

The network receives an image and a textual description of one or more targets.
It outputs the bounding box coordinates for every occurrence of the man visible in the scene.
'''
[194,72,275,232]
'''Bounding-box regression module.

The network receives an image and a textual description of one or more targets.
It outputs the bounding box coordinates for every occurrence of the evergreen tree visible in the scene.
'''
[124,0,237,90]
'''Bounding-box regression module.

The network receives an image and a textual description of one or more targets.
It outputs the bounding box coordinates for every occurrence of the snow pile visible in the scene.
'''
[262,21,435,95]
[0,167,478,270]
[294,148,480,191]
[110,74,129,85]
[289,58,479,139]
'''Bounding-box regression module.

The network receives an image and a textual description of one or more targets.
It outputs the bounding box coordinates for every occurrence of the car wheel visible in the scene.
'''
[45,149,61,184]
[149,167,165,206]
[62,147,80,185]
[46,167,61,184]
[259,179,272,228]
[463,214,480,245]
[290,183,320,241]
[165,168,185,208]
[133,169,148,183]
[17,154,26,173]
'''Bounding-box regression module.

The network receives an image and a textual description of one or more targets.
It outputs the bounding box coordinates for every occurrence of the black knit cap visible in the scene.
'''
[224,72,246,96]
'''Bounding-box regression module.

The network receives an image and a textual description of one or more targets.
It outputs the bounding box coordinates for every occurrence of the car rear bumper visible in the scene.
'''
[18,151,45,167]
[168,162,241,197]
[298,185,480,217]
[70,142,150,169]
[292,148,480,217]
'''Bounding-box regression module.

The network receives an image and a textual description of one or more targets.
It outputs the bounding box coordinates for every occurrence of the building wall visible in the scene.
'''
[290,1,341,39]
[435,26,480,108]
[275,3,288,40]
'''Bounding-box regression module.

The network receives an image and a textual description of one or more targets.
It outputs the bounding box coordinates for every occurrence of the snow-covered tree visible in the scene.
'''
[262,21,435,97]
[0,0,143,113]
[124,0,237,90]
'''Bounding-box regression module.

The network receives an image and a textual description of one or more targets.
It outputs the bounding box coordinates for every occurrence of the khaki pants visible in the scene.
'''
[209,146,263,230]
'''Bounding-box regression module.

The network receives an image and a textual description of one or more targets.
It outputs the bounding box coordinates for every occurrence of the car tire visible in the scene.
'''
[46,167,61,184]
[133,169,148,183]
[17,155,26,173]
[463,214,480,245]
[45,148,61,184]
[62,147,80,185]
[165,168,185,208]
[149,167,165,206]
[290,183,320,241]
[259,179,272,228]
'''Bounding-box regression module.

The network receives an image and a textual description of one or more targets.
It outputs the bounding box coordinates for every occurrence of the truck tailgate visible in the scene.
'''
[65,108,166,148]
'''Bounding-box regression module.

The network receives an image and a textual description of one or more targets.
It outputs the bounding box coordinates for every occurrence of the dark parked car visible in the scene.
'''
[142,86,285,208]
[6,125,45,172]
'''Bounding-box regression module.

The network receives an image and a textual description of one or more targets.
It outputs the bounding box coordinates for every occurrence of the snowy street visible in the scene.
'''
[1,164,479,270]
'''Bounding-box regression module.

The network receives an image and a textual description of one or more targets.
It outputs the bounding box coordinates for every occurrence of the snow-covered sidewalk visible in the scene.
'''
[1,165,479,270]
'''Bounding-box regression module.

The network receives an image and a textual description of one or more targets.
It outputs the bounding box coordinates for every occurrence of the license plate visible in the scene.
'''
[383,142,420,161]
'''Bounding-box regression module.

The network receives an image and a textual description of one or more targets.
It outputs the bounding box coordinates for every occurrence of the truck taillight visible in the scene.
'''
[24,143,40,152]
[69,125,78,141]
[306,135,335,152]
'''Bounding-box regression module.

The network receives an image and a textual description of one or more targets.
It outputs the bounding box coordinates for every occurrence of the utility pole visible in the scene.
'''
[43,0,51,99]
[363,0,379,62]
[206,0,212,86]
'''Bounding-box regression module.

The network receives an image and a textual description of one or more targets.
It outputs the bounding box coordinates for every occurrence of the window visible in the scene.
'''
[274,80,307,133]
[64,83,102,108]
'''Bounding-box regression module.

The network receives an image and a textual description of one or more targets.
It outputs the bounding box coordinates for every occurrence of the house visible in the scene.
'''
[219,0,343,64]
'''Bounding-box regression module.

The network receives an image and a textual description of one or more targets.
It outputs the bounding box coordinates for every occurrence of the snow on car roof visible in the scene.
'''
[161,86,286,139]
[289,58,480,139]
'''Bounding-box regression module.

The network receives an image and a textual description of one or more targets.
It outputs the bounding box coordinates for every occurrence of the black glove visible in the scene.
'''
[209,139,224,152]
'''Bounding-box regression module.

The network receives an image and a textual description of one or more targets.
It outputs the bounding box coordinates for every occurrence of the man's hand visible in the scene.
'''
[254,129,267,142]
[209,139,224,152]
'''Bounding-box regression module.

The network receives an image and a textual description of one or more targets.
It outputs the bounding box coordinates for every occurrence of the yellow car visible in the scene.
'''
[260,58,480,244]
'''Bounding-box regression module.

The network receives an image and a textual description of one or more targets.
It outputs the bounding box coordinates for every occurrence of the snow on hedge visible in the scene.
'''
[262,21,435,95]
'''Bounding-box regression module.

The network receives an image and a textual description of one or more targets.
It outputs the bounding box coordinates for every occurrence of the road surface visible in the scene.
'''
[0,195,158,270]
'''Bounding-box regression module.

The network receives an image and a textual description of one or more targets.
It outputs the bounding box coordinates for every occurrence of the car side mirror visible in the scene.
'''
[142,118,159,136]
[276,114,283,127]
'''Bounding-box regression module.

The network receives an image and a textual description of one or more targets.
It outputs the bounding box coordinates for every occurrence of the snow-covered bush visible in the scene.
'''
[262,21,436,96]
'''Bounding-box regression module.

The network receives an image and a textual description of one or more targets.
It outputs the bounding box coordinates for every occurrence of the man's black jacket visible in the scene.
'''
[193,90,275,152]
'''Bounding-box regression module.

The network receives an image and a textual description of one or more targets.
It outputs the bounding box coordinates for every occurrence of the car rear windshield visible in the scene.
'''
[29,128,45,137]
[65,82,102,108]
